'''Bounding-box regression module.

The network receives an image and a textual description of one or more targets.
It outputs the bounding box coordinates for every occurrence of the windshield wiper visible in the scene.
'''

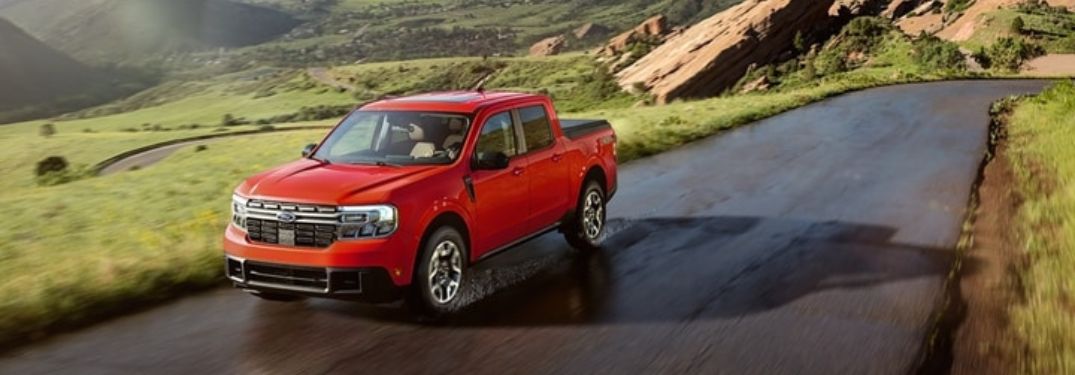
[347,160,402,167]
[374,161,402,167]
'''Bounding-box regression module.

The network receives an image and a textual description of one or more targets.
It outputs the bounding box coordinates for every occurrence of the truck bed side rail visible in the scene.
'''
[560,119,612,140]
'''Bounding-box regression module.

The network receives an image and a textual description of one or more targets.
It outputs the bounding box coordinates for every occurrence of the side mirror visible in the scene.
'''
[473,152,510,170]
[302,143,317,158]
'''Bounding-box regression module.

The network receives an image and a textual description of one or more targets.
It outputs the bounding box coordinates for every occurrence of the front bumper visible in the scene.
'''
[225,256,401,302]
[222,225,418,288]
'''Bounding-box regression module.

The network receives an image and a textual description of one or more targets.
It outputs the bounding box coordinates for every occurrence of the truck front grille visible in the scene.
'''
[246,219,337,248]
[243,200,338,248]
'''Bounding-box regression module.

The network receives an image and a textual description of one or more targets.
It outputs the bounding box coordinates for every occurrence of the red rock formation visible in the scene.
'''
[597,15,671,57]
[616,0,842,104]
[529,35,566,57]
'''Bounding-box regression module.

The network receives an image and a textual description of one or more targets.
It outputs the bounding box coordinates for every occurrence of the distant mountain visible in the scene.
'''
[0,0,299,64]
[0,18,145,124]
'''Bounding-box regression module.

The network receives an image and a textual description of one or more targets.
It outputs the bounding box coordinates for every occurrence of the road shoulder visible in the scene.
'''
[951,102,1027,375]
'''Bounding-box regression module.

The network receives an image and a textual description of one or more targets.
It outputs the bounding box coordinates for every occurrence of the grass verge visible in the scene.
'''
[1005,79,1075,374]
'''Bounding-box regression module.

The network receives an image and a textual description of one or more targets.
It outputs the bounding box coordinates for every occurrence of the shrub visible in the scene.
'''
[793,31,806,53]
[34,157,91,186]
[39,123,56,138]
[1011,16,1026,35]
[946,0,972,13]
[35,156,68,177]
[221,113,250,127]
[815,51,849,75]
[979,37,1045,71]
[814,17,893,75]
[913,35,968,72]
[801,60,817,81]
[195,145,209,152]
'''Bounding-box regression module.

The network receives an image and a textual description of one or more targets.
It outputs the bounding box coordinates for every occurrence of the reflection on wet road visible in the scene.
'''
[0,80,1048,374]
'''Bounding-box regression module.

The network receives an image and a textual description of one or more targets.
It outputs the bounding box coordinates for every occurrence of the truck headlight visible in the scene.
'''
[231,194,248,232]
[338,205,397,239]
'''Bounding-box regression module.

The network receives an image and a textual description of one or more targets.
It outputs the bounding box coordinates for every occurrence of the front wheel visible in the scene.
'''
[408,226,468,316]
[563,179,606,251]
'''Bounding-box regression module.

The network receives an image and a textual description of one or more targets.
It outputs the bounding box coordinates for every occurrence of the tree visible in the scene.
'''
[793,31,806,53]
[1011,16,1026,35]
[39,123,56,138]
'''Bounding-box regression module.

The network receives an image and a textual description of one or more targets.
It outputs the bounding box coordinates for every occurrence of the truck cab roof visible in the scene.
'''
[360,91,543,114]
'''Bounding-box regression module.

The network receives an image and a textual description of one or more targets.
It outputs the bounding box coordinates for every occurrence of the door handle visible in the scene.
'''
[551,153,563,162]
[512,167,525,176]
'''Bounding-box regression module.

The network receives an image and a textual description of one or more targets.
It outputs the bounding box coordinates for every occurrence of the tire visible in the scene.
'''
[563,179,606,251]
[407,226,469,316]
[248,290,305,302]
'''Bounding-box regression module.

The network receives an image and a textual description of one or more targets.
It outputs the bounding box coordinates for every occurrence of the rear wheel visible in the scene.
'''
[408,226,468,316]
[563,179,606,251]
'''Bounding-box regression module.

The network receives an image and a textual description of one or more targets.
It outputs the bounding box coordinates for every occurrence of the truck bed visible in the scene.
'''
[560,119,612,140]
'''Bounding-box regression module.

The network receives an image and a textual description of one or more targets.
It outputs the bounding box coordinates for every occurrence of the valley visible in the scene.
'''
[1,0,1074,373]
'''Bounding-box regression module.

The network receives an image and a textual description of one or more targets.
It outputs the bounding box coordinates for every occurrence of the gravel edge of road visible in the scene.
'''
[919,95,1028,375]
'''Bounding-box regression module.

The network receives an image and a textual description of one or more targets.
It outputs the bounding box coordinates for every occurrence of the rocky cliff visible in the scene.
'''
[597,15,673,57]
[615,0,873,104]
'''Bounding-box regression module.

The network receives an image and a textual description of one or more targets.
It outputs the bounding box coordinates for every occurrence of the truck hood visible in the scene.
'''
[239,159,436,204]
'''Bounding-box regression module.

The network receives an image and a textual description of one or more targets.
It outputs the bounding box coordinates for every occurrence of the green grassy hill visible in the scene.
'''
[0,18,148,124]
[3,0,742,70]
[227,0,743,65]
[0,0,299,65]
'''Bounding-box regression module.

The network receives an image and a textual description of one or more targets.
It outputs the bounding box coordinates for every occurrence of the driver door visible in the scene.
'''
[469,110,531,258]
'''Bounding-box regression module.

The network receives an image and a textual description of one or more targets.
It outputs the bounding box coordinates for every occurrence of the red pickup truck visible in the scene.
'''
[223,91,617,314]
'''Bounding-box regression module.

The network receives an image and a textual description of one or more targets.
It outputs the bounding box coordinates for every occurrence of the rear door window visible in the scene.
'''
[518,105,553,152]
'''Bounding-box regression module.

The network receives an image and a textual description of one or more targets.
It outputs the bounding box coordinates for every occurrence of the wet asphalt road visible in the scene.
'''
[0,80,1049,374]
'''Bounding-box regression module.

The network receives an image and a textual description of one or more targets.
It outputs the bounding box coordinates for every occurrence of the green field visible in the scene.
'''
[1006,80,1075,374]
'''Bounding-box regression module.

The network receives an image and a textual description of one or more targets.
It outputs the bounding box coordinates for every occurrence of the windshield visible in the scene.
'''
[313,111,471,166]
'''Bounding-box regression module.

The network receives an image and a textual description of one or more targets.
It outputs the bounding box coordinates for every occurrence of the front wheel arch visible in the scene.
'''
[414,212,471,280]
[408,224,469,316]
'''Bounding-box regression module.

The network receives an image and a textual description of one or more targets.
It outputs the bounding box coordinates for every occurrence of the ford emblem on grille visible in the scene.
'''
[276,211,298,223]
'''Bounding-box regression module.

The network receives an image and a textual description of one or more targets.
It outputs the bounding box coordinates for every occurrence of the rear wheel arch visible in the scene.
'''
[583,165,608,192]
